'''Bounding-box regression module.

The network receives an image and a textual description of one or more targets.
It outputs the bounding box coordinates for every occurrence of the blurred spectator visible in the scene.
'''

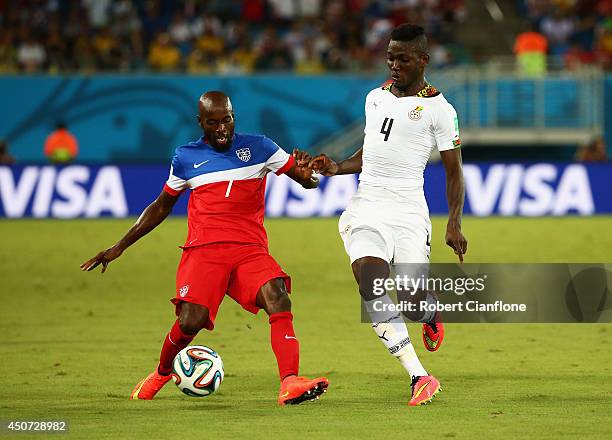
[46,19,67,73]
[224,20,250,52]
[17,35,46,73]
[269,0,300,24]
[595,18,612,70]
[111,3,145,69]
[72,36,98,73]
[203,0,241,22]
[540,7,574,55]
[186,47,215,73]
[168,10,192,56]
[0,30,16,73]
[346,37,372,71]
[514,23,548,76]
[524,0,550,28]
[218,41,257,73]
[572,0,599,51]
[148,32,182,71]
[242,0,268,23]
[141,1,170,47]
[82,0,112,29]
[0,139,15,165]
[365,17,394,53]
[576,136,608,162]
[253,25,293,70]
[295,39,325,74]
[191,14,222,40]
[194,28,224,64]
[44,123,79,164]
[564,42,595,70]
[268,0,323,22]
[429,39,452,68]
[284,21,307,63]
[92,26,121,70]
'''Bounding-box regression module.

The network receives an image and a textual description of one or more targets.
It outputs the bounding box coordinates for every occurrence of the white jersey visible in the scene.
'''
[338,84,461,263]
[359,84,461,193]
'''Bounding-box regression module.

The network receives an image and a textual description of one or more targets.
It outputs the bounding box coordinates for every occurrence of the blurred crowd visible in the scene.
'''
[519,0,612,70]
[0,0,467,74]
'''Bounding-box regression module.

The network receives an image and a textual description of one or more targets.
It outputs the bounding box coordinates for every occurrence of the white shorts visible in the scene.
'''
[338,186,432,264]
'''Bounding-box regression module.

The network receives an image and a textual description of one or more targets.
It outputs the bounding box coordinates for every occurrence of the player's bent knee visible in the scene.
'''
[257,278,291,315]
[178,303,210,335]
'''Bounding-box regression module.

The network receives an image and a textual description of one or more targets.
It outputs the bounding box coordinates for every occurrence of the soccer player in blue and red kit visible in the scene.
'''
[80,91,329,405]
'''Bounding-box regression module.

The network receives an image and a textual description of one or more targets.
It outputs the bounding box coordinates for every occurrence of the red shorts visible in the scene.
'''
[171,243,291,330]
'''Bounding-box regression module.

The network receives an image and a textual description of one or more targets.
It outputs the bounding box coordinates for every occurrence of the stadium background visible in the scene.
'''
[0,1,610,439]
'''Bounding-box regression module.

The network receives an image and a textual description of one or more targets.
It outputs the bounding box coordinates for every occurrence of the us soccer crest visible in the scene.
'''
[409,106,423,121]
[179,285,189,297]
[236,148,251,162]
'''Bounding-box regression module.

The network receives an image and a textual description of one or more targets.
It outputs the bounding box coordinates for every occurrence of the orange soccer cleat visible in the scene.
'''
[408,375,441,406]
[277,375,329,405]
[130,370,173,400]
[422,312,445,352]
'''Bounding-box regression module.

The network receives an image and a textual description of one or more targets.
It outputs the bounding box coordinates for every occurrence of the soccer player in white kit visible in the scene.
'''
[309,24,467,406]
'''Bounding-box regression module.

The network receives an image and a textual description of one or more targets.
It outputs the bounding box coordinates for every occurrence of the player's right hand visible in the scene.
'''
[445,226,467,263]
[308,154,339,176]
[80,246,123,273]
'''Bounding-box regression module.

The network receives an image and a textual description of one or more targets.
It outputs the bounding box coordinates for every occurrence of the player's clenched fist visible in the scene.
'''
[308,154,339,176]
[80,246,123,273]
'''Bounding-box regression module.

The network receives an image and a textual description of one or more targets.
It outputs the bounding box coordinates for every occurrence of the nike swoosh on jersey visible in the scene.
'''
[284,335,297,340]
[193,160,209,168]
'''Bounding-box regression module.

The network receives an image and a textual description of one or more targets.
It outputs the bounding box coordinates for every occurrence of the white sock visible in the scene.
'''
[397,344,428,378]
[364,295,428,378]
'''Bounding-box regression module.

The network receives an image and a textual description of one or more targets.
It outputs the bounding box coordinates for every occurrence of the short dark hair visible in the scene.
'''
[390,24,426,42]
[390,24,429,55]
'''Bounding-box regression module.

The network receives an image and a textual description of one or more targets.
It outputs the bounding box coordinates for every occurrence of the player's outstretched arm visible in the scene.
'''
[440,148,468,262]
[309,148,363,176]
[285,149,320,189]
[80,190,179,273]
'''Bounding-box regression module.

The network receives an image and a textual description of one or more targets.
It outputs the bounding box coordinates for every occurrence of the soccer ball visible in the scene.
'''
[172,345,224,397]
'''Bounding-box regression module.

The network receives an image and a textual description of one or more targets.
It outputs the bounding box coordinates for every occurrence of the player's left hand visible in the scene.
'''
[445,225,467,263]
[80,246,123,273]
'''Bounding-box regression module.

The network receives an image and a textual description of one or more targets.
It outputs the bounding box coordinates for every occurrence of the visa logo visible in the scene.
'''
[0,166,128,218]
[463,164,594,216]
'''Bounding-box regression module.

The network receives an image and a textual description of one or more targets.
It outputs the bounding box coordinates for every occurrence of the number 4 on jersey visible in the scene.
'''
[380,117,394,141]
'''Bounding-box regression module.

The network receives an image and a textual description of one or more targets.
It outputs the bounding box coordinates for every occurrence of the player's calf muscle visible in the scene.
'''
[178,303,209,335]
[257,279,291,314]
[352,257,390,301]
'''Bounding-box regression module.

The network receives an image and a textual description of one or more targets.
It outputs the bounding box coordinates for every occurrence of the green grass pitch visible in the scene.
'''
[0,216,610,439]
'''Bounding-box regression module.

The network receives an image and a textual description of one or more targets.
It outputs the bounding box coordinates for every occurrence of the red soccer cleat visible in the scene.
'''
[422,312,444,352]
[277,375,329,405]
[130,370,172,400]
[408,375,441,406]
